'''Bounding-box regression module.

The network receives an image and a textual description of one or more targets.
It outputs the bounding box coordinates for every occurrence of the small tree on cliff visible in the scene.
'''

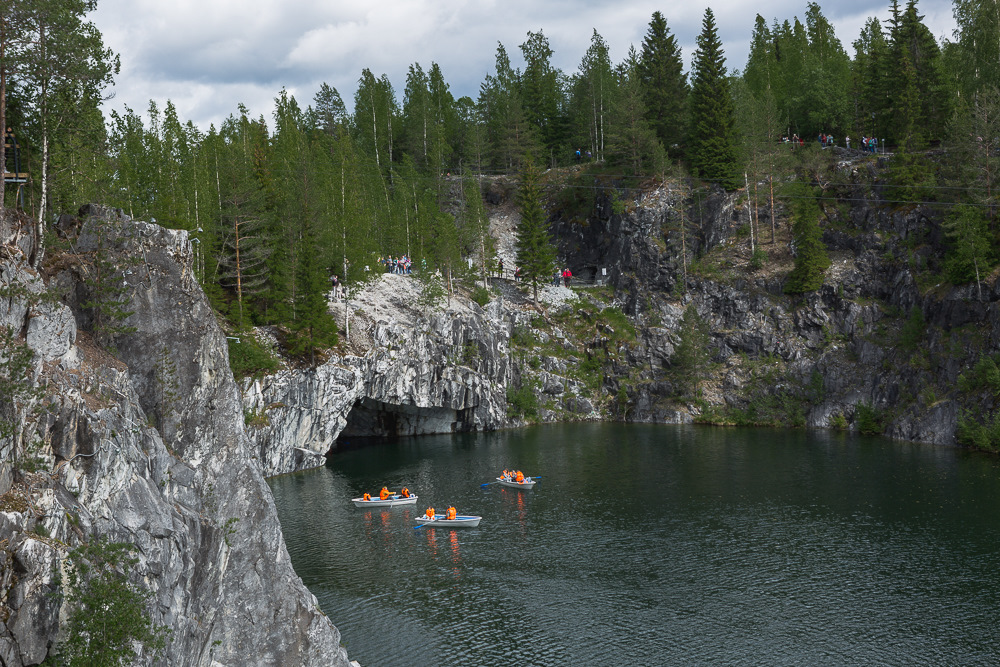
[515,153,557,306]
[56,539,169,665]
[671,304,712,397]
[783,184,830,293]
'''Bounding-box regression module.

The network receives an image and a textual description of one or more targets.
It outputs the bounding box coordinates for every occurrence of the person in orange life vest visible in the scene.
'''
[401,487,410,498]
[362,492,371,501]
[502,469,510,480]
[425,507,435,520]
[515,471,524,483]
[446,506,457,520]
[380,486,394,500]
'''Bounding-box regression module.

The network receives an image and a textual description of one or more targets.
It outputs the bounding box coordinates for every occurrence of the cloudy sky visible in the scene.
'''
[90,0,957,132]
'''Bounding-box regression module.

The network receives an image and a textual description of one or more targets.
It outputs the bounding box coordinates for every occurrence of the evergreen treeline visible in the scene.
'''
[2,0,999,353]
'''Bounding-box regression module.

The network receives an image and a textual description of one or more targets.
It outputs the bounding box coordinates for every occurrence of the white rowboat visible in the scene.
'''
[414,515,482,528]
[497,477,536,489]
[352,494,418,508]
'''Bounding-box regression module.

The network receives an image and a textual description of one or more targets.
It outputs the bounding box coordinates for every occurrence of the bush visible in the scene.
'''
[957,355,1000,397]
[506,385,539,419]
[228,334,279,381]
[56,540,169,665]
[898,307,925,352]
[855,402,886,436]
[470,285,491,307]
[955,410,1000,452]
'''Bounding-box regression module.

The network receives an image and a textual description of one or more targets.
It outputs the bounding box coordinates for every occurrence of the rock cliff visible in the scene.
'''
[0,207,350,666]
[243,273,511,476]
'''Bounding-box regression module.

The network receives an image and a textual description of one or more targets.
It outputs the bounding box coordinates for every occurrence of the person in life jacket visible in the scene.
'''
[502,469,510,480]
[515,471,525,483]
[446,506,457,520]
[380,486,394,500]
[362,493,371,501]
[401,487,410,498]
[425,507,435,520]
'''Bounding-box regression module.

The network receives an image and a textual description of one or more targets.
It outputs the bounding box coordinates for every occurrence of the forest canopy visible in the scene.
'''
[1,0,997,350]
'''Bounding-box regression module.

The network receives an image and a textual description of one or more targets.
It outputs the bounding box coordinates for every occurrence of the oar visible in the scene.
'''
[413,518,436,530]
[480,481,496,488]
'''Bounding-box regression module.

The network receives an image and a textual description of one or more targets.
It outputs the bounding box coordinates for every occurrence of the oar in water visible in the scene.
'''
[480,481,496,488]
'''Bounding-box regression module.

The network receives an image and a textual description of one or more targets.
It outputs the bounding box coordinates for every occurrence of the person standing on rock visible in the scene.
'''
[562,267,572,288]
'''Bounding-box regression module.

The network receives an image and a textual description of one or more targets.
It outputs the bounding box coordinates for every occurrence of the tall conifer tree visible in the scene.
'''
[515,154,557,306]
[638,11,687,156]
[688,8,739,189]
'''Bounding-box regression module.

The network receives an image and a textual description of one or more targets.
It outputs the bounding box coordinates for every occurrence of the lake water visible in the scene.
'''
[268,423,1000,666]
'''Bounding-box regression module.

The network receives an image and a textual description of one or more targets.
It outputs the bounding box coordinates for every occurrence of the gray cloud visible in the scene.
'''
[92,0,956,131]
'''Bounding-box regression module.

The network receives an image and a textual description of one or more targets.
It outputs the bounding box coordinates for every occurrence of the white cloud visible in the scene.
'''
[90,0,957,131]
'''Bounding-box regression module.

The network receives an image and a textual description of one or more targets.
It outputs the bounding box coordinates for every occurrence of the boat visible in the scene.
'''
[414,515,482,528]
[497,476,536,489]
[352,494,418,508]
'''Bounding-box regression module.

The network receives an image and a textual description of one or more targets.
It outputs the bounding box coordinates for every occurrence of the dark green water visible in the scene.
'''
[268,423,1000,666]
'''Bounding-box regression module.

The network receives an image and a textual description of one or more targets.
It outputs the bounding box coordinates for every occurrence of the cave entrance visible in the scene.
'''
[333,398,475,451]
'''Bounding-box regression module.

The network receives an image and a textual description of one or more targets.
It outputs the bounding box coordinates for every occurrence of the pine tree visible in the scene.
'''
[688,8,740,189]
[638,11,687,156]
[515,154,557,306]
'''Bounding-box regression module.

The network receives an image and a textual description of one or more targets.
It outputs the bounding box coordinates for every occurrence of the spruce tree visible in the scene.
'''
[515,153,557,306]
[784,184,830,293]
[688,8,740,189]
[638,11,687,156]
[671,305,712,397]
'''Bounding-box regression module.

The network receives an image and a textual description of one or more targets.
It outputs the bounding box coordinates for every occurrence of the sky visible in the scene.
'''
[90,0,958,132]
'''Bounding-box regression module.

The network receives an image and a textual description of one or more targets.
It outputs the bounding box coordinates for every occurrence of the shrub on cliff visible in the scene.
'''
[54,540,169,665]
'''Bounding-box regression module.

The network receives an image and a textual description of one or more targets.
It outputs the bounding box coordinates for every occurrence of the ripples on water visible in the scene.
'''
[269,424,1000,666]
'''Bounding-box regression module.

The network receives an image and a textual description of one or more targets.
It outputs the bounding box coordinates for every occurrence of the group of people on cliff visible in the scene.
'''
[380,255,411,274]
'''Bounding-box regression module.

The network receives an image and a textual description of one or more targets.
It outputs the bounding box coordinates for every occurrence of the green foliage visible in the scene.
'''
[897,306,925,352]
[0,326,41,442]
[81,221,138,349]
[955,410,1000,452]
[506,384,539,419]
[942,205,994,288]
[227,334,279,381]
[783,183,830,293]
[638,11,688,156]
[855,402,886,436]
[470,285,491,307]
[687,8,740,189]
[515,154,558,304]
[55,540,169,666]
[415,270,447,311]
[670,305,712,396]
[957,355,1000,397]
